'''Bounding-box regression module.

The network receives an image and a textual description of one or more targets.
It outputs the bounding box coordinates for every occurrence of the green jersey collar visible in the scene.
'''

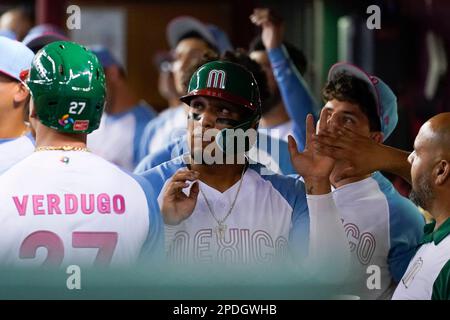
[421,217,450,245]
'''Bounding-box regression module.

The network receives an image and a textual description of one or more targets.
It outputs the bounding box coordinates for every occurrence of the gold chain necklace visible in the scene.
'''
[35,145,90,152]
[200,164,247,240]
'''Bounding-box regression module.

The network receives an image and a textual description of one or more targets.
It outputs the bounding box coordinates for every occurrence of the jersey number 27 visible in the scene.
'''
[19,231,118,267]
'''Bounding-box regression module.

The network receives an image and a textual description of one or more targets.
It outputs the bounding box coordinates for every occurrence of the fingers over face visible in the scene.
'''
[305,113,316,147]
[318,107,332,135]
[288,135,300,157]
[313,134,348,149]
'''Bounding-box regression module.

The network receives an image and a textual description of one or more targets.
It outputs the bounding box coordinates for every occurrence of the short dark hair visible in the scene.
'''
[322,72,381,132]
[249,36,307,75]
[177,31,218,54]
[181,50,219,93]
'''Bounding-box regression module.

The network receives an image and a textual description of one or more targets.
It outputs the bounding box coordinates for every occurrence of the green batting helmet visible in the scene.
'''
[181,61,261,155]
[180,60,261,116]
[26,41,106,134]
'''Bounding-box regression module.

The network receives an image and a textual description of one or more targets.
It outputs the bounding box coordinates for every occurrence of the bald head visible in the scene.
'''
[419,112,450,158]
[409,113,450,213]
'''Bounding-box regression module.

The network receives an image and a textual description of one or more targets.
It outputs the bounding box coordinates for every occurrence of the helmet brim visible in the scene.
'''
[180,88,257,112]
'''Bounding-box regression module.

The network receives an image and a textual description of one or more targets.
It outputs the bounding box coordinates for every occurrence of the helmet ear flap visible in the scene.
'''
[215,113,259,155]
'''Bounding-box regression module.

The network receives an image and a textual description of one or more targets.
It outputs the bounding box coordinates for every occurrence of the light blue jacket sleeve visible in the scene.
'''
[138,120,158,162]
[134,137,187,174]
[268,45,319,151]
[130,174,165,265]
[132,105,157,168]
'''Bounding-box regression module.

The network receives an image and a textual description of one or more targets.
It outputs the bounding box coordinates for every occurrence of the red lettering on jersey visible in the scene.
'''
[13,194,127,216]
[98,193,111,214]
[47,194,62,214]
[13,195,28,216]
[81,194,95,214]
[65,194,78,214]
[33,195,45,215]
[113,195,126,214]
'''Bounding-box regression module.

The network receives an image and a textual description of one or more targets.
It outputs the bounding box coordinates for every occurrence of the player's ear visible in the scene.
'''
[370,131,383,143]
[434,159,450,186]
[13,83,30,107]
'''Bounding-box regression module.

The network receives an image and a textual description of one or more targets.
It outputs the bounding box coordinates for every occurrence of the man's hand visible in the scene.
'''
[313,125,412,184]
[161,168,200,225]
[288,111,335,194]
[249,8,284,50]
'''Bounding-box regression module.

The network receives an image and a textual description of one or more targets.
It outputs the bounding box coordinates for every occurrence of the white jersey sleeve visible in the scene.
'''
[305,193,352,279]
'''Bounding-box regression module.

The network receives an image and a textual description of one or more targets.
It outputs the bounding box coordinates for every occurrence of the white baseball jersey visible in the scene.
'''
[0,133,34,175]
[0,150,163,268]
[331,172,425,299]
[393,218,450,300]
[88,103,156,171]
[140,155,310,265]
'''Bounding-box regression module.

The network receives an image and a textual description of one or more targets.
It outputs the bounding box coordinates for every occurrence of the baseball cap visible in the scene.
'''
[0,36,34,82]
[22,24,68,53]
[166,16,233,54]
[328,62,398,141]
[89,45,121,69]
[0,29,17,40]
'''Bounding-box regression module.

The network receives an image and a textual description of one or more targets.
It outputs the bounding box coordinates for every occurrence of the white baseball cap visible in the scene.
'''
[22,24,68,53]
[0,36,34,82]
[328,62,398,141]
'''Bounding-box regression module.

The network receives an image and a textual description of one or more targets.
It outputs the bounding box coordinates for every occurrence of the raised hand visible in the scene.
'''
[288,111,335,194]
[312,124,411,183]
[249,8,284,50]
[161,168,200,225]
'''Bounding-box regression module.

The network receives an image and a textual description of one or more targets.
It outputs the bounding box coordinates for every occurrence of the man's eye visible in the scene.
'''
[220,108,231,115]
[192,103,204,110]
[344,116,355,124]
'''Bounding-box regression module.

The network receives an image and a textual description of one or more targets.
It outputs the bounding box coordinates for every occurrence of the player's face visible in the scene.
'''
[250,50,277,95]
[172,38,211,95]
[408,123,436,210]
[250,50,281,115]
[0,73,17,111]
[322,99,372,137]
[187,96,248,153]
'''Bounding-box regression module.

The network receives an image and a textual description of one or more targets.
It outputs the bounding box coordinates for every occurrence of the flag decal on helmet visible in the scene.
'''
[206,69,226,89]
